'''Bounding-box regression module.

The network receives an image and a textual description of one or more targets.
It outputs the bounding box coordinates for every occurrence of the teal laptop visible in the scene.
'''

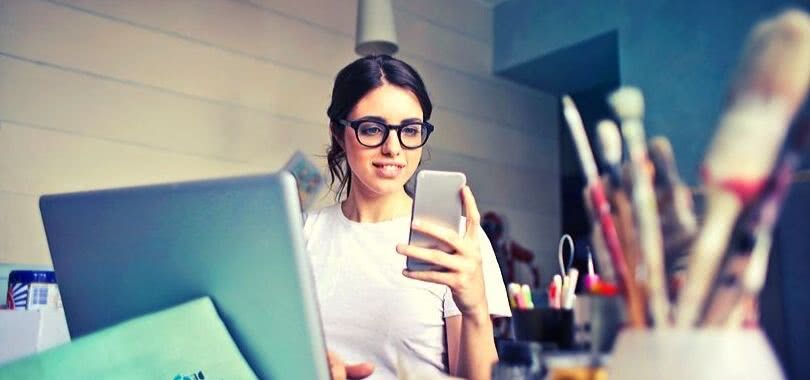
[39,172,329,379]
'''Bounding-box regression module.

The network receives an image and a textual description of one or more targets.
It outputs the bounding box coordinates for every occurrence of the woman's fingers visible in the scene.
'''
[327,351,374,380]
[402,268,457,288]
[327,351,347,380]
[461,186,481,240]
[409,219,465,254]
[396,243,462,270]
[345,362,375,379]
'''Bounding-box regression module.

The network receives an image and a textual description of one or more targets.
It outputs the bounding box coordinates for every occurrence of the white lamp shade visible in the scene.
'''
[355,0,399,56]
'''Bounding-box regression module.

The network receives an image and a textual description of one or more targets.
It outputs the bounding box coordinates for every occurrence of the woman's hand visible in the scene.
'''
[327,351,374,380]
[397,186,489,317]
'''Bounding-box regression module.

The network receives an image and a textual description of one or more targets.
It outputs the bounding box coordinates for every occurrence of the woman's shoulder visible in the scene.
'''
[303,203,342,226]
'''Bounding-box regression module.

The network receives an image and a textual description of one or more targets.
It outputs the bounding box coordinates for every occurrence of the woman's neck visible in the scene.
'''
[341,188,412,223]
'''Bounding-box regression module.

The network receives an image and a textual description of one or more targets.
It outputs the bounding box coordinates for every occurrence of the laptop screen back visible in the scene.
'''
[39,172,329,379]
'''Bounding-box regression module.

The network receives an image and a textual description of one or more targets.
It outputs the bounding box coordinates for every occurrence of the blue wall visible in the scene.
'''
[494,0,808,184]
[494,1,810,378]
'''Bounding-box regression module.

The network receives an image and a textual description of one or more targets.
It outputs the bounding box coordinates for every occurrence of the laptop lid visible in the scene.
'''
[39,172,329,379]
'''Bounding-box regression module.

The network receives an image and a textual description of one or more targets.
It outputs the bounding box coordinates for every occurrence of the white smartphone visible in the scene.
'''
[406,170,467,271]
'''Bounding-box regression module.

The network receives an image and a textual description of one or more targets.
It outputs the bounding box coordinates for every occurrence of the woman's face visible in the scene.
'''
[341,83,424,198]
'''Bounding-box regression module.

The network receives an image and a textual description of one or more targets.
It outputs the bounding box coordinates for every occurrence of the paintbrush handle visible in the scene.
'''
[675,191,741,328]
[562,96,600,184]
[677,9,810,328]
[622,120,671,327]
[703,143,801,326]
[589,182,647,327]
[606,181,641,281]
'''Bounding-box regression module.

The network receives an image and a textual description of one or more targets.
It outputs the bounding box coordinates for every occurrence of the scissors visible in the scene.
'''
[558,234,574,276]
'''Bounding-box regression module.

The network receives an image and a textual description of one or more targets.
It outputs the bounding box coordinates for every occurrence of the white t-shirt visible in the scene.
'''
[303,204,511,379]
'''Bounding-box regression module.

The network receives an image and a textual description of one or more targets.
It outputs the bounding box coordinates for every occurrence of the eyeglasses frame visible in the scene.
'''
[335,118,434,149]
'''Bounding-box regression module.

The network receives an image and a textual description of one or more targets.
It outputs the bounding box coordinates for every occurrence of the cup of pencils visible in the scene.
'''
[560,8,809,379]
[508,283,576,350]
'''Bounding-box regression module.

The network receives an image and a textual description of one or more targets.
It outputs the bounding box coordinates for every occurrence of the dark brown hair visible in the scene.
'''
[326,55,432,200]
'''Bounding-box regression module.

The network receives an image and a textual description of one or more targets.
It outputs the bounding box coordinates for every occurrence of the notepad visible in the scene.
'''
[0,297,257,380]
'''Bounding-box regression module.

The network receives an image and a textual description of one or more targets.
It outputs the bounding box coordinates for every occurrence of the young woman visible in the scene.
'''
[303,55,510,380]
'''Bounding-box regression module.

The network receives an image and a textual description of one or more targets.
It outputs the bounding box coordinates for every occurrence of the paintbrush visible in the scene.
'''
[597,119,624,187]
[647,137,698,300]
[648,137,698,251]
[596,119,647,302]
[609,87,671,328]
[702,117,810,327]
[562,96,647,327]
[675,9,810,328]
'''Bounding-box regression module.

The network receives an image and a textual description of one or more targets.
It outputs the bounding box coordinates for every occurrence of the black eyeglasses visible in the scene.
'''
[336,118,434,149]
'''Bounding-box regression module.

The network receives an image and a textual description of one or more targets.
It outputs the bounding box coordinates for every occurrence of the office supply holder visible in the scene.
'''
[608,328,784,379]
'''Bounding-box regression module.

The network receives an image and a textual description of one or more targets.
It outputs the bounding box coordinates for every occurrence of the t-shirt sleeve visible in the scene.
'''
[477,225,512,318]
[443,224,512,319]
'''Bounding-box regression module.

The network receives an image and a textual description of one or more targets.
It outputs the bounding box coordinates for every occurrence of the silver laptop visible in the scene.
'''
[39,172,329,379]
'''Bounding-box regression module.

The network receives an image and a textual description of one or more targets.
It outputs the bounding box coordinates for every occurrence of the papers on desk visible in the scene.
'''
[0,297,257,380]
[0,308,70,365]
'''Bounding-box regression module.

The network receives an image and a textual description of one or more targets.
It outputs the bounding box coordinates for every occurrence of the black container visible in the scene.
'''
[512,308,575,350]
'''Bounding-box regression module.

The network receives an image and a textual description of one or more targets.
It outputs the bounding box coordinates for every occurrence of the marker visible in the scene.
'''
[507,283,520,309]
[521,284,535,310]
[552,274,563,309]
[585,249,600,291]
[564,268,580,310]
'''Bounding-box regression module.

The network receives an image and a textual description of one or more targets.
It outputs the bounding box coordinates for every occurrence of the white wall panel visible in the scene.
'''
[422,150,559,216]
[0,56,329,163]
[0,122,266,196]
[0,0,332,124]
[0,193,50,266]
[0,0,559,270]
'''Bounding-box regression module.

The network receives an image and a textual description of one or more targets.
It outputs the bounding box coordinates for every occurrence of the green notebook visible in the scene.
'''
[0,297,257,380]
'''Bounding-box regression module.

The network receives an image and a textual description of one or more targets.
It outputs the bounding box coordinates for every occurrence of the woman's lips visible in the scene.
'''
[372,162,405,178]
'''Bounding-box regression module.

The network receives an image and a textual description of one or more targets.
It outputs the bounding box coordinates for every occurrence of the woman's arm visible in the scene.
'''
[397,186,498,380]
[446,314,498,380]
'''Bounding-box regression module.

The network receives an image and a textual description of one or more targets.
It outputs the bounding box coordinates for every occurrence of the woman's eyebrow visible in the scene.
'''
[355,116,423,124]
[355,115,387,123]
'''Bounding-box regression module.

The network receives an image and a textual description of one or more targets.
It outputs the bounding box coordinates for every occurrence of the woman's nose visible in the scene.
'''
[380,130,402,155]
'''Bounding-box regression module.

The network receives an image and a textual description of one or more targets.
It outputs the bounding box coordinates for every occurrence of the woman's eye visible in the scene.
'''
[401,125,421,136]
[358,124,383,135]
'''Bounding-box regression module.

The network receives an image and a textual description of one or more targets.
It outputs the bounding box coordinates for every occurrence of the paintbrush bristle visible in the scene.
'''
[704,8,810,182]
[648,137,677,185]
[562,95,575,109]
[648,137,675,170]
[609,87,645,120]
[597,119,623,166]
[732,9,810,112]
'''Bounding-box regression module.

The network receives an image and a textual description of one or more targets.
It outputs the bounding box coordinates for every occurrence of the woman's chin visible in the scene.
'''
[360,180,407,197]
